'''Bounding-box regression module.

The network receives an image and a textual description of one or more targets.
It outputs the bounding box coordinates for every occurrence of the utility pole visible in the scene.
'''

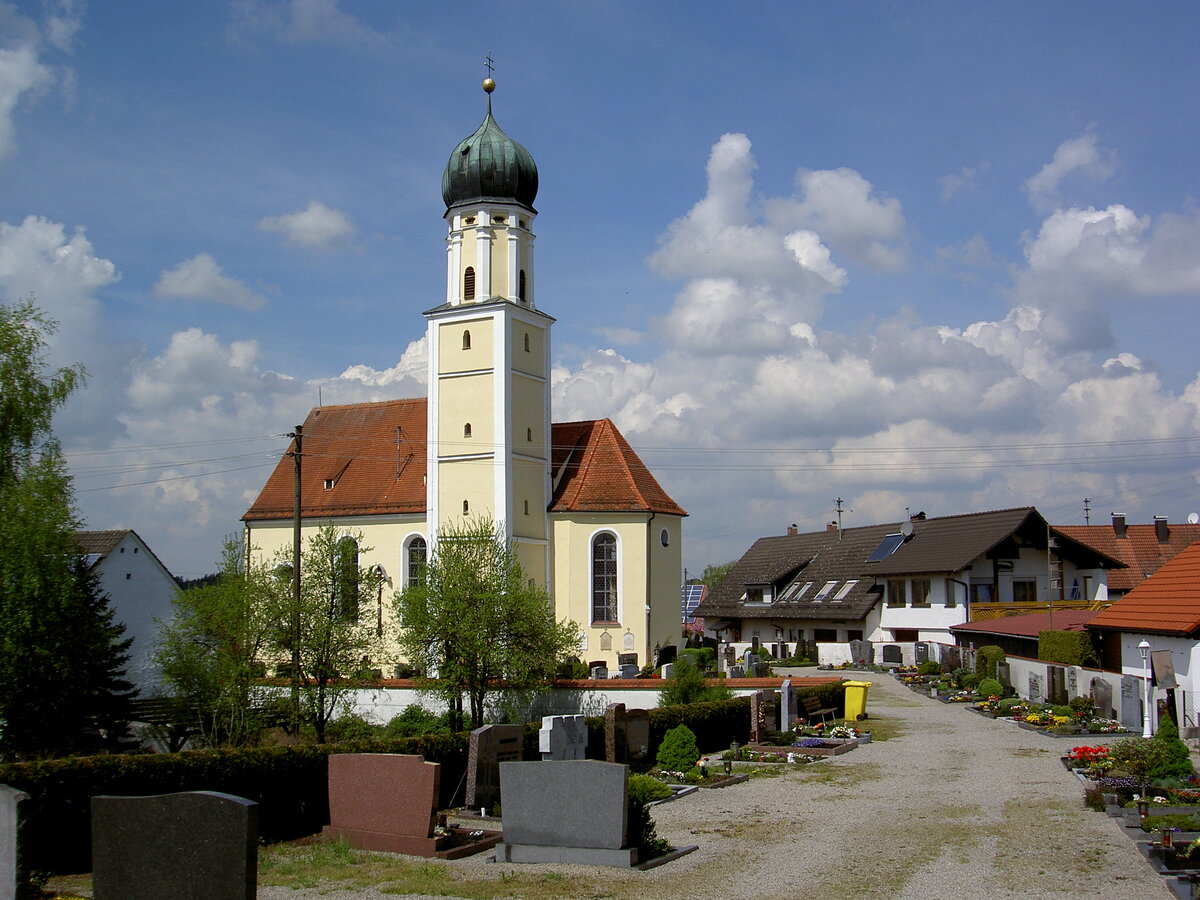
[1083,497,1091,525]
[290,424,303,732]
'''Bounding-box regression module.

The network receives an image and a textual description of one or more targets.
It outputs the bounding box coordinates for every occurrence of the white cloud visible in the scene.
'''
[154,253,269,310]
[1024,131,1117,212]
[936,234,1000,269]
[0,42,51,160]
[228,0,388,51]
[258,200,354,249]
[939,165,982,203]
[41,0,85,53]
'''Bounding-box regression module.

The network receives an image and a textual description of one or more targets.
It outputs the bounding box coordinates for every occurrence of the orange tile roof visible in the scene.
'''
[244,401,685,521]
[1056,523,1200,592]
[1089,541,1200,636]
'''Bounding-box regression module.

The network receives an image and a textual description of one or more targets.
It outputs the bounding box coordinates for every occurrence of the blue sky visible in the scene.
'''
[2,1,1199,578]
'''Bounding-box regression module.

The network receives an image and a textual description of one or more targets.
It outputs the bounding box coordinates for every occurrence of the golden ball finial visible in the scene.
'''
[482,77,496,94]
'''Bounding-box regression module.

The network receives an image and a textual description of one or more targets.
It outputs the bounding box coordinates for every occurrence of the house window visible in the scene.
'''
[333,536,359,622]
[519,270,527,302]
[911,578,931,607]
[462,329,471,350]
[464,267,475,301]
[834,580,858,600]
[464,423,472,438]
[814,628,838,643]
[405,537,426,588]
[887,579,907,607]
[945,578,957,608]
[591,532,618,624]
[524,332,530,352]
[970,583,993,603]
[893,628,919,642]
[1012,579,1037,603]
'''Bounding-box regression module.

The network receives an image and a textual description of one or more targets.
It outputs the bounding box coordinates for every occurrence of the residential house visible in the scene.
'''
[1057,514,1200,600]
[696,507,1123,651]
[76,530,178,691]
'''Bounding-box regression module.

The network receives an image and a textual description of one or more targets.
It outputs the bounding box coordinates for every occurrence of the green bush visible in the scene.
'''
[627,772,672,804]
[1069,695,1095,718]
[381,705,453,739]
[976,646,1006,680]
[656,724,701,773]
[1038,630,1098,667]
[679,647,715,671]
[917,660,942,676]
[324,713,381,742]
[1149,715,1195,779]
[555,658,590,679]
[996,698,1023,713]
[659,656,731,706]
[1051,705,1074,718]
[977,678,1004,699]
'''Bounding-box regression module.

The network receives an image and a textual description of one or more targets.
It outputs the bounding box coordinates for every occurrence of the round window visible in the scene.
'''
[660,528,670,547]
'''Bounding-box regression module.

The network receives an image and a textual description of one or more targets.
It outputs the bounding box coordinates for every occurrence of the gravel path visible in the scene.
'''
[258,671,1178,900]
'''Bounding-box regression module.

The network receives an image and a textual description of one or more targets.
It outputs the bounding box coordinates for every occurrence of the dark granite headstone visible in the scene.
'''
[729,664,746,678]
[1047,666,1067,705]
[1,784,29,900]
[657,644,677,665]
[1091,678,1114,719]
[618,664,639,678]
[749,690,777,742]
[467,724,524,809]
[497,760,635,866]
[881,644,902,664]
[861,639,874,665]
[913,642,929,665]
[324,753,440,855]
[91,791,257,900]
[617,652,638,668]
[604,704,650,764]
[590,665,608,679]
[995,660,1011,688]
[941,645,960,670]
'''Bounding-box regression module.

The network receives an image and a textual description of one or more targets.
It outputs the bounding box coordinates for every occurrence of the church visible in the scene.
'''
[243,79,687,673]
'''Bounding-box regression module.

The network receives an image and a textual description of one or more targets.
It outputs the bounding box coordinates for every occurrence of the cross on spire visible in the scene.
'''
[484,52,495,78]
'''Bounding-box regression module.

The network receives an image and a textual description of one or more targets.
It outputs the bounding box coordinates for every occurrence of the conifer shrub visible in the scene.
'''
[1149,715,1195,779]
[977,678,1004,699]
[655,724,700,773]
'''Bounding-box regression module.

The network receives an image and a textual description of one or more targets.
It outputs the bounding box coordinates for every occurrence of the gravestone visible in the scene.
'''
[91,791,257,900]
[1066,667,1078,700]
[599,633,612,651]
[849,639,863,665]
[721,644,736,673]
[995,661,1011,688]
[729,664,745,678]
[881,645,902,665]
[779,679,793,733]
[605,704,650,764]
[744,652,760,669]
[497,760,636,866]
[466,724,524,810]
[539,715,588,760]
[749,690,777,742]
[590,666,608,679]
[1120,676,1142,729]
[657,644,677,665]
[941,645,961,670]
[751,636,760,651]
[617,652,638,668]
[861,639,874,665]
[1091,677,1115,719]
[324,754,440,855]
[1027,672,1044,705]
[618,664,639,679]
[1,785,29,900]
[913,642,929,665]
[660,662,674,680]
[1047,666,1067,705]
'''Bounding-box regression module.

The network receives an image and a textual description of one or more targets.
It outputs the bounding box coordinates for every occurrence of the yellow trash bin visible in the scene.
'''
[843,680,873,720]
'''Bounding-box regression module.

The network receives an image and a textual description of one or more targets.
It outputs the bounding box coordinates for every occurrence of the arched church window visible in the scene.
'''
[519,270,527,302]
[405,536,426,588]
[523,332,530,352]
[463,500,470,515]
[464,423,472,438]
[524,499,529,515]
[591,532,618,624]
[332,536,360,622]
[464,267,475,301]
[526,427,532,442]
[462,330,471,350]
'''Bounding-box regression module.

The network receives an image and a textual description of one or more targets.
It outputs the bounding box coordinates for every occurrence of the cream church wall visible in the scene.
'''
[438,318,493,371]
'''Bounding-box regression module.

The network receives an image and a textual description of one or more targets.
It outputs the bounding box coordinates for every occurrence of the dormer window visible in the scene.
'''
[464,267,475,301]
[324,478,335,490]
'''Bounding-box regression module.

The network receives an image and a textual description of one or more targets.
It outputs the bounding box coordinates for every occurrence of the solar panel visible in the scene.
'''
[680,583,705,622]
[866,532,906,562]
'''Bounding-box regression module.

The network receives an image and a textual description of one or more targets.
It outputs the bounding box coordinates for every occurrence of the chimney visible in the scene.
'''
[1155,515,1169,544]
[786,524,798,536]
[1112,513,1126,538]
[826,521,839,532]
[910,511,926,522]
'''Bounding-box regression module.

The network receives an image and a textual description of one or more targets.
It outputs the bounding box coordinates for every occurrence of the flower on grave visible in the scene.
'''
[1153,796,1169,804]
[786,752,796,763]
[797,738,826,748]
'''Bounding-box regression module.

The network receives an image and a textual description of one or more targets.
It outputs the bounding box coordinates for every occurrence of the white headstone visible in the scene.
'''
[539,715,588,760]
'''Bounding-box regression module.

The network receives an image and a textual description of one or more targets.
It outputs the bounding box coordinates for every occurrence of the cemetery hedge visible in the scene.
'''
[1,692,767,873]
[1038,630,1099,667]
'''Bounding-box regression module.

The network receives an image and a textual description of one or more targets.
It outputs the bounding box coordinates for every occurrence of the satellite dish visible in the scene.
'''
[1189,512,1199,525]
[900,521,914,537]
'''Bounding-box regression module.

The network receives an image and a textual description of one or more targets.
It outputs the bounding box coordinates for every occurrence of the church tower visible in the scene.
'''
[426,77,553,585]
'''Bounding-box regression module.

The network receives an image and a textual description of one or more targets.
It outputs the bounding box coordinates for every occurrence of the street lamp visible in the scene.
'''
[1139,640,1152,739]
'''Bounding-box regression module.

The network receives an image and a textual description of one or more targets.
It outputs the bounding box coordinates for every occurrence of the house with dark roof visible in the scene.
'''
[1057,514,1200,599]
[244,81,686,673]
[1088,541,1200,729]
[696,507,1123,650]
[76,530,177,690]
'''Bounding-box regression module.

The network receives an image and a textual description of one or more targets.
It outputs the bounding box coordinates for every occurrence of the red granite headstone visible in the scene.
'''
[323,754,441,856]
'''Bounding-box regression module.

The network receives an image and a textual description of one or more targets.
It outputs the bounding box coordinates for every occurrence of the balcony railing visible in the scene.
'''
[968,599,1111,622]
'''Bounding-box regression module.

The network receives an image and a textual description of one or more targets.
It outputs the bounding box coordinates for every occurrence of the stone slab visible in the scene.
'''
[1,785,29,900]
[466,724,524,809]
[91,791,257,900]
[500,760,628,850]
[496,842,638,866]
[539,715,588,760]
[324,754,439,856]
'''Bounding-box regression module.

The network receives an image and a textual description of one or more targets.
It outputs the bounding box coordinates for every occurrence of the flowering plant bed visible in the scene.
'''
[788,737,858,757]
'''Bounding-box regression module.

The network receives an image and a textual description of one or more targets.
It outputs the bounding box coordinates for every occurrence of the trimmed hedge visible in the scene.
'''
[1038,630,1098,667]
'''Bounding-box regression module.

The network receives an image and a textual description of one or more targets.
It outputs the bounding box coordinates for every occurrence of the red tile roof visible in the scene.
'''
[1056,523,1200,593]
[950,610,1099,638]
[243,400,685,521]
[1088,541,1200,636]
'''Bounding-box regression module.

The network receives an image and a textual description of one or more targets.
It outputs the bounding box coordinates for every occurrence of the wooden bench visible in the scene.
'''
[801,694,838,726]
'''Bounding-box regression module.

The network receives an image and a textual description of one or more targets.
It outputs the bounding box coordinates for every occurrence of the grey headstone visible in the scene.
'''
[660,662,674,680]
[745,652,760,669]
[91,791,257,900]
[1091,678,1115,719]
[881,644,902,664]
[779,679,793,733]
[618,664,639,679]
[995,661,1011,688]
[539,715,588,760]
[1120,676,1142,729]
[1047,666,1067,705]
[1066,667,1078,700]
[498,760,635,866]
[467,724,524,809]
[913,642,929,664]
[849,639,863,665]
[1027,672,1044,705]
[590,666,608,680]
[729,665,745,678]
[1,785,29,900]
[862,639,873,665]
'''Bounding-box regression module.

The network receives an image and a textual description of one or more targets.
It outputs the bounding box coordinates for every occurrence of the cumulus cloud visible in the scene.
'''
[1024,131,1117,212]
[154,253,269,310]
[0,40,51,160]
[258,200,354,249]
[228,0,388,51]
[939,164,985,203]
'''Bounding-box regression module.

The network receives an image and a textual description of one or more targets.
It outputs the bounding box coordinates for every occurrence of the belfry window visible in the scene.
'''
[462,330,471,350]
[464,267,475,301]
[591,532,618,624]
[523,332,530,352]
[519,270,527,302]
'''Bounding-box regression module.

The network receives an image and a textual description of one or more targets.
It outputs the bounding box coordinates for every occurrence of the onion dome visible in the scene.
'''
[441,79,538,211]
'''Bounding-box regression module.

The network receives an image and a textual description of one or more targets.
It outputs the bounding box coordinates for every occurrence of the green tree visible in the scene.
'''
[658,654,732,707]
[697,561,735,591]
[395,517,581,729]
[153,537,277,747]
[0,298,134,760]
[271,524,385,743]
